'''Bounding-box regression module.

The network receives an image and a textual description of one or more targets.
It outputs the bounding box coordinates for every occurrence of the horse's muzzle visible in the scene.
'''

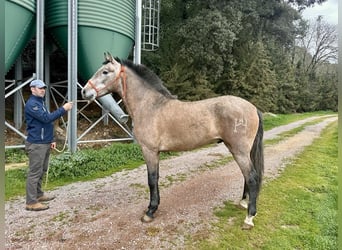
[81,88,86,98]
[81,88,96,101]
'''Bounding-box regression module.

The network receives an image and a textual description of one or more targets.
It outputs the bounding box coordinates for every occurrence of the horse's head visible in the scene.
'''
[81,52,123,101]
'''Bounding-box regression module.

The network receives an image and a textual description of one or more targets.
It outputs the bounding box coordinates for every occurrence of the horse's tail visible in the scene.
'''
[250,110,264,192]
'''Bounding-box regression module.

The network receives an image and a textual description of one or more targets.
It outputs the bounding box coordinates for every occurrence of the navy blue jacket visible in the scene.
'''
[25,95,66,144]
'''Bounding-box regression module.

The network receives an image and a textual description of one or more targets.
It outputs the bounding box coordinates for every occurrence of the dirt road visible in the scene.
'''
[5,115,337,249]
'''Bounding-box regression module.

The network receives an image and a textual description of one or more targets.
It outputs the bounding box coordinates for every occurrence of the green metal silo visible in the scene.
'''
[46,0,135,80]
[5,0,36,73]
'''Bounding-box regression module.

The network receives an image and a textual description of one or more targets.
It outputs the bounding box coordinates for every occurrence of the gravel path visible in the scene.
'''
[5,115,337,249]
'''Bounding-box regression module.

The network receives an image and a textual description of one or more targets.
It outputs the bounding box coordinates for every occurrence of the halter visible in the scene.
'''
[86,65,127,100]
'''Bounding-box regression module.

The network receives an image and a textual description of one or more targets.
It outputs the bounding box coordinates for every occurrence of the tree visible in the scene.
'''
[315,64,338,111]
[296,17,338,75]
[176,8,241,81]
[286,0,328,10]
[141,0,336,112]
[158,2,243,100]
[232,41,277,112]
[292,16,338,112]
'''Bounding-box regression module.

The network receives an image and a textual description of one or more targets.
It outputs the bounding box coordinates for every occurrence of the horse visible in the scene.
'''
[81,52,264,229]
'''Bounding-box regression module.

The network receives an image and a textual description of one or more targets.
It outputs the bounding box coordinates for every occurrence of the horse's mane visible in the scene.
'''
[109,58,177,99]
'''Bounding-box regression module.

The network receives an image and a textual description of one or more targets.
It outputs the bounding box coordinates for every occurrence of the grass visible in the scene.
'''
[5,168,27,199]
[188,121,337,250]
[265,116,328,146]
[5,144,146,199]
[5,111,335,201]
[262,111,334,131]
[5,143,175,200]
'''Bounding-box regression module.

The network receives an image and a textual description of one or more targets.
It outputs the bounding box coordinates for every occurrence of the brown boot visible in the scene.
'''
[37,195,56,202]
[26,202,49,211]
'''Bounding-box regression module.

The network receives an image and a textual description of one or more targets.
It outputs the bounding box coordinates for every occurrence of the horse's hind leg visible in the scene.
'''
[229,114,264,229]
[239,181,249,209]
[141,147,160,223]
[233,153,261,230]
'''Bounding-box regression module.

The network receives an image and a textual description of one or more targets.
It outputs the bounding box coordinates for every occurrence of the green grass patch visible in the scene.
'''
[262,111,334,131]
[189,121,337,250]
[5,168,27,199]
[5,143,175,200]
[265,117,328,146]
[5,148,28,164]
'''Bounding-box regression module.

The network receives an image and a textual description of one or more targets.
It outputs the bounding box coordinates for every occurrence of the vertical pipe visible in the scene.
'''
[156,0,160,48]
[14,56,23,129]
[68,0,78,153]
[36,0,44,80]
[134,0,142,64]
[0,0,4,244]
[44,43,51,112]
[36,0,51,113]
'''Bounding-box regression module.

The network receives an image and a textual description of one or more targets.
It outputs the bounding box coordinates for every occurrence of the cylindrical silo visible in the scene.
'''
[5,0,36,73]
[46,0,135,80]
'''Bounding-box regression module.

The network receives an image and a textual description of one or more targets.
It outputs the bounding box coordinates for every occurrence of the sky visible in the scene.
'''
[301,0,338,25]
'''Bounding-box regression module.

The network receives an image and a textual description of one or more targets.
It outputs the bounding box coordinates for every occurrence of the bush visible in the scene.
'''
[48,143,144,180]
[5,148,28,163]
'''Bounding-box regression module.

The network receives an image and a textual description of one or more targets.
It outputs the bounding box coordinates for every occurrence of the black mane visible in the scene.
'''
[111,58,177,99]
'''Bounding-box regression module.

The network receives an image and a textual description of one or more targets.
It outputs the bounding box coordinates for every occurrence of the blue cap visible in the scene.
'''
[30,79,47,88]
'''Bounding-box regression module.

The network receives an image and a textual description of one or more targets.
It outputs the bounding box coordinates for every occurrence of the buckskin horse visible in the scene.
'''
[81,52,264,229]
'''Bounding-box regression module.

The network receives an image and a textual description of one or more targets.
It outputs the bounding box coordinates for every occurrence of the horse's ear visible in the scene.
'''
[104,52,108,61]
[104,52,113,62]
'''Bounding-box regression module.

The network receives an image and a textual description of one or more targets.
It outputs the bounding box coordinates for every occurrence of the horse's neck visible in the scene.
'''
[123,75,167,119]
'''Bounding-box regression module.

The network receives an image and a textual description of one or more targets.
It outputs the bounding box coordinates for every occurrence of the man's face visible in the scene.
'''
[31,86,46,98]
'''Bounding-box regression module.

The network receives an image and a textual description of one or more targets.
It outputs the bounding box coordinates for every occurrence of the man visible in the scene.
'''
[24,79,73,211]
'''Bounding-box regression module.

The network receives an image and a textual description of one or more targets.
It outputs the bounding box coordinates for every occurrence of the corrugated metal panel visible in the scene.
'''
[79,1,135,39]
[46,0,135,79]
[46,0,135,40]
[8,0,36,13]
[45,1,65,27]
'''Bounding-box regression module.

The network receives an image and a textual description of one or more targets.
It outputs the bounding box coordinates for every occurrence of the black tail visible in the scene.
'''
[250,110,264,193]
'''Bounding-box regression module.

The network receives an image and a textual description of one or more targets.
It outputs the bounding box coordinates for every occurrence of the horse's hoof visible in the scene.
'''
[141,214,154,223]
[242,215,255,230]
[238,199,248,210]
[241,222,254,230]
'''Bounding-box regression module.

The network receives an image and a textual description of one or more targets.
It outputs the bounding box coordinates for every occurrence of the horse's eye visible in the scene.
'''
[103,71,108,75]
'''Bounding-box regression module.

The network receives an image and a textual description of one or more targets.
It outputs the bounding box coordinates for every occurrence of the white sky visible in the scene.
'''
[301,0,338,25]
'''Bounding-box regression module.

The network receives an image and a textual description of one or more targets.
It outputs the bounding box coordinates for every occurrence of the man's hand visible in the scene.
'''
[51,142,57,149]
[63,102,73,111]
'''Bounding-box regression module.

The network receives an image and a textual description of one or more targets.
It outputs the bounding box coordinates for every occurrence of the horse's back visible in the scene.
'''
[172,95,258,121]
[203,95,257,114]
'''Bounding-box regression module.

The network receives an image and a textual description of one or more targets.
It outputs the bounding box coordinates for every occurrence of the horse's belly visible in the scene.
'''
[159,131,220,152]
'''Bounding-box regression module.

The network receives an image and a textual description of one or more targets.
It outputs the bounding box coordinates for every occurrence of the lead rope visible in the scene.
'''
[44,115,69,188]
[45,127,69,188]
[45,100,89,188]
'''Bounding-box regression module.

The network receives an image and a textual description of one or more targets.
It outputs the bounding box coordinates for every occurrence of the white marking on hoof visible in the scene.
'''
[242,215,255,230]
[239,199,248,209]
[141,214,154,223]
[242,222,254,230]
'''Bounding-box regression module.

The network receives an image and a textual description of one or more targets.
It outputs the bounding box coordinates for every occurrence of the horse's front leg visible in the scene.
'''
[141,147,160,223]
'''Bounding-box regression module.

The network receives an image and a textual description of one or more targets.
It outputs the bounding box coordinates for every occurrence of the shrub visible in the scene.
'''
[48,143,144,180]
